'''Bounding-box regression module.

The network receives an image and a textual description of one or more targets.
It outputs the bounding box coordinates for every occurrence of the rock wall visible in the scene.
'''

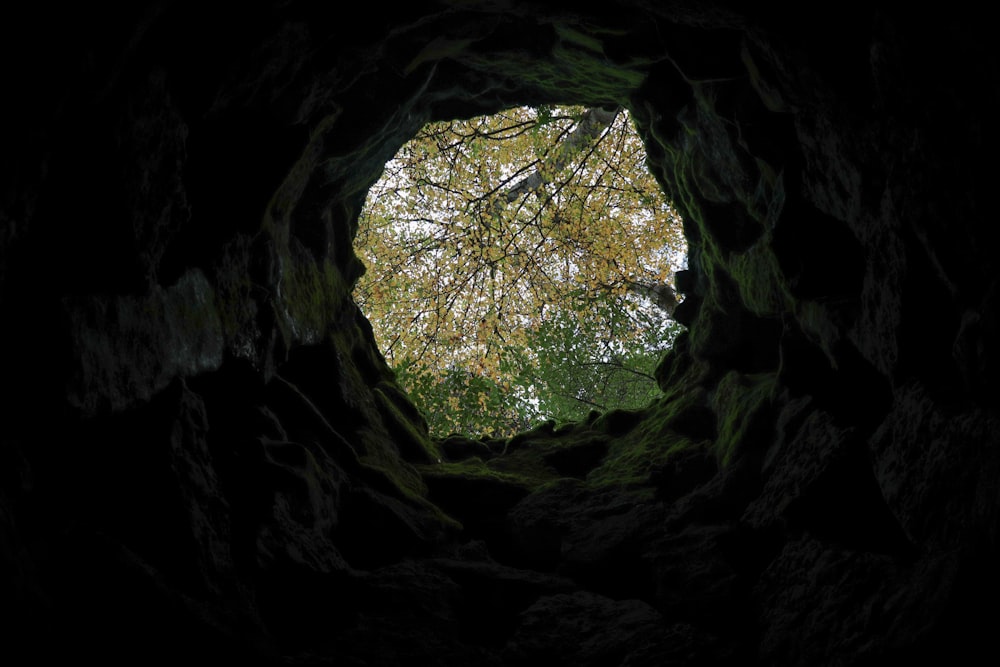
[2,2,998,664]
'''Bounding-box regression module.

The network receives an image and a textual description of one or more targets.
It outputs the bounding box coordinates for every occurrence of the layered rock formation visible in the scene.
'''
[2,3,997,664]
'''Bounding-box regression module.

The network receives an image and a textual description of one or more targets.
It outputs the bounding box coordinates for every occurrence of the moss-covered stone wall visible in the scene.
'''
[1,3,997,664]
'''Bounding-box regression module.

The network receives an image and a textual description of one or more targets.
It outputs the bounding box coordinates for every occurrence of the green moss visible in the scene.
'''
[796,300,842,367]
[489,438,577,488]
[553,24,606,54]
[412,361,723,505]
[727,237,793,316]
[708,370,777,466]
[748,156,786,226]
[352,438,466,533]
[424,421,614,491]
[414,457,542,528]
[404,36,478,75]
[360,459,464,532]
[419,458,533,487]
[586,391,704,493]
[686,287,726,359]
[280,244,351,344]
[377,379,431,431]
[505,419,556,452]
[373,385,442,464]
[592,406,647,435]
[654,336,712,394]
[458,28,643,105]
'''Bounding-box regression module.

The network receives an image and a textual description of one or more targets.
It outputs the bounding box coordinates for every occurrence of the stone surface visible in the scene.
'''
[1,3,998,665]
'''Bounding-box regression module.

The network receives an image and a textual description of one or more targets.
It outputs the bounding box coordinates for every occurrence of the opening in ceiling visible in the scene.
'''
[353,104,687,438]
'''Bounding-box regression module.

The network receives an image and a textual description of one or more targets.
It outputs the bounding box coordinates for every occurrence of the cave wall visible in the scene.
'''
[2,2,998,664]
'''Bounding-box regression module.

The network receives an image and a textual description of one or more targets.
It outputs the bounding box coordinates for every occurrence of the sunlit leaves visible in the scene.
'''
[354,105,686,437]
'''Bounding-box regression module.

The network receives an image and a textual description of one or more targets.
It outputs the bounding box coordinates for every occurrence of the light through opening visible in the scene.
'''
[354,105,687,437]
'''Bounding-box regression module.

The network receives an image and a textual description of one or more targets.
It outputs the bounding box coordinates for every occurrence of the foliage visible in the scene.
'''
[527,304,683,421]
[353,105,686,437]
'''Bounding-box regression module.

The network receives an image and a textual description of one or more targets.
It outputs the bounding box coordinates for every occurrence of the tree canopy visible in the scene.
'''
[353,105,686,437]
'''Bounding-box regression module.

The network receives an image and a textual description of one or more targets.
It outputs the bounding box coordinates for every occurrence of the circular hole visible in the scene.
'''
[354,105,687,437]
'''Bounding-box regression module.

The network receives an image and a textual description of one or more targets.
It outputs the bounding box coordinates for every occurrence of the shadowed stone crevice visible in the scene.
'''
[2,3,999,665]
[782,441,918,559]
[161,109,310,284]
[771,202,866,302]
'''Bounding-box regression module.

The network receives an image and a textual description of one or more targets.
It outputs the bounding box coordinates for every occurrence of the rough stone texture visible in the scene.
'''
[2,3,998,665]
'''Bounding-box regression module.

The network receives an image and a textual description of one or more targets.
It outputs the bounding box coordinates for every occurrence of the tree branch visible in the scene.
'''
[499,107,621,208]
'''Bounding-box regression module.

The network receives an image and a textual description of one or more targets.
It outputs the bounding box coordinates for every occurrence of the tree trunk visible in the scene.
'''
[501,106,621,205]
